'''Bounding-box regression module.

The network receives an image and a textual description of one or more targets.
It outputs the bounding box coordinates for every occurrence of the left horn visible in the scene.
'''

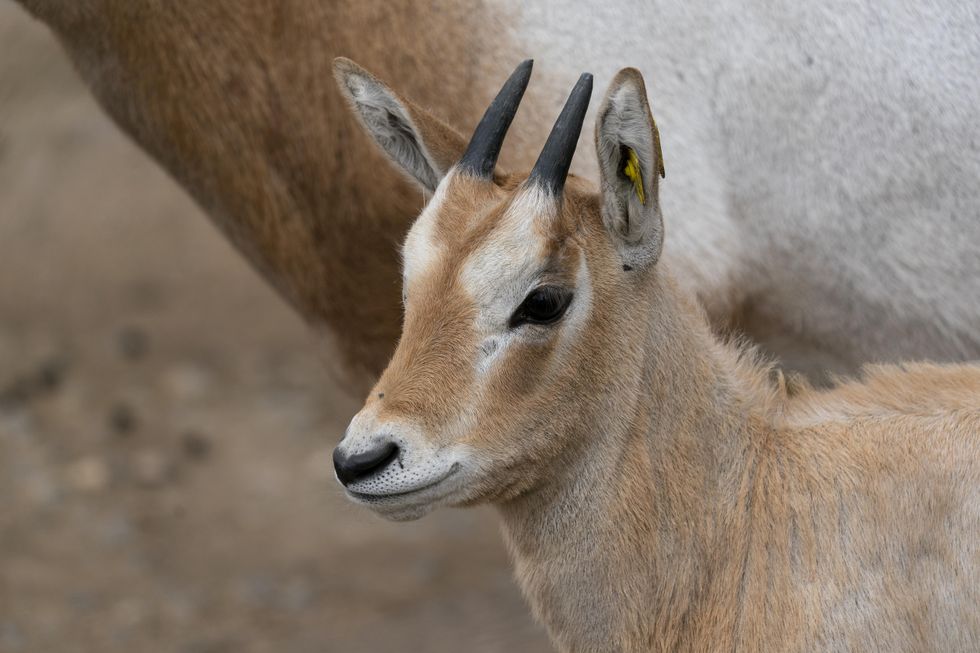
[528,72,594,195]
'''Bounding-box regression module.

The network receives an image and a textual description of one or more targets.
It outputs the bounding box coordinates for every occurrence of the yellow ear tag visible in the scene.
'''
[623,147,646,205]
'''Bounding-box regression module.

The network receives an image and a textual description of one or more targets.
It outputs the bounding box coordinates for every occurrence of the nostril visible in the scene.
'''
[333,441,400,486]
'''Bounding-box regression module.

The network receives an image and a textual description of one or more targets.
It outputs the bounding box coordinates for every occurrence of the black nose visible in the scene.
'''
[333,441,400,486]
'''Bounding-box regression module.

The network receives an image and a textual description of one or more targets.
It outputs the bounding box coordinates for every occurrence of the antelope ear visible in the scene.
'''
[333,57,467,193]
[594,68,666,270]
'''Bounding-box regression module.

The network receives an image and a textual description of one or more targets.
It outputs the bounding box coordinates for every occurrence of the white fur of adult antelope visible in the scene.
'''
[334,59,980,652]
[18,0,980,385]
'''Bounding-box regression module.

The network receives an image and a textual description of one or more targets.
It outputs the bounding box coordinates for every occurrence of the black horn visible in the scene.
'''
[528,73,593,195]
[457,59,534,179]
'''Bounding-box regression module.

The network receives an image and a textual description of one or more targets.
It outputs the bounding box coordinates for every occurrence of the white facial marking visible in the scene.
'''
[459,186,586,379]
[461,186,555,316]
[402,174,451,284]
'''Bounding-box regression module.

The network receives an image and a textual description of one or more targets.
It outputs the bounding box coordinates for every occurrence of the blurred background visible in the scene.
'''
[0,5,549,652]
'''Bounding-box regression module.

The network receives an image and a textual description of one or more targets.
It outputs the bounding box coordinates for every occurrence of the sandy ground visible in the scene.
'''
[0,5,550,651]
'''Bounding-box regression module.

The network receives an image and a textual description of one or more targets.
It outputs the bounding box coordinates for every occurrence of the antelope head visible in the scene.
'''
[332,59,666,520]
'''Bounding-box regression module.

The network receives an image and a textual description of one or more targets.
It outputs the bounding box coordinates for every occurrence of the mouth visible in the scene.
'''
[345,463,461,504]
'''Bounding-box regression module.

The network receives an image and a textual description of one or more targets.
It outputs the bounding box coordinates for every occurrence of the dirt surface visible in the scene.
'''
[0,5,550,651]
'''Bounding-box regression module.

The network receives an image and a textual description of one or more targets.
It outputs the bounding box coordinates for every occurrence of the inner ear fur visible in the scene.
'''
[333,57,467,193]
[595,68,666,270]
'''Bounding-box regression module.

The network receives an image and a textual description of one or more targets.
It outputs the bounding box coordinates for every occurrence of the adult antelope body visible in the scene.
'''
[12,0,980,385]
[331,59,980,651]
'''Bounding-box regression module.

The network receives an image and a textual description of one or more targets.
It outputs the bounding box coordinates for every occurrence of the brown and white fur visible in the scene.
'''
[12,0,980,386]
[333,60,980,651]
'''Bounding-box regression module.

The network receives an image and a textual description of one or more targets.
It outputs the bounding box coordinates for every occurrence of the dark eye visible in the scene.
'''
[509,286,573,328]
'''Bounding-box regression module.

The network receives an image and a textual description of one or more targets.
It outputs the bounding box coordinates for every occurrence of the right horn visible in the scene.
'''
[528,72,594,196]
[457,59,534,179]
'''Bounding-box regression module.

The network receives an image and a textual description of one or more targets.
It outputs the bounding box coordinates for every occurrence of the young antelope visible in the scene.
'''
[332,58,980,652]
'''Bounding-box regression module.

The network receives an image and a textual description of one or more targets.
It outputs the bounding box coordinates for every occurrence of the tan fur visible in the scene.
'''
[18,0,980,391]
[14,1,980,643]
[334,63,980,651]
[16,0,525,384]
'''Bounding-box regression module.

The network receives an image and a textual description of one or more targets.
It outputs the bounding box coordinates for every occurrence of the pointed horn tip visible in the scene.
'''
[509,59,534,84]
[456,59,536,179]
[499,59,533,86]
[513,60,533,85]
[527,70,595,195]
